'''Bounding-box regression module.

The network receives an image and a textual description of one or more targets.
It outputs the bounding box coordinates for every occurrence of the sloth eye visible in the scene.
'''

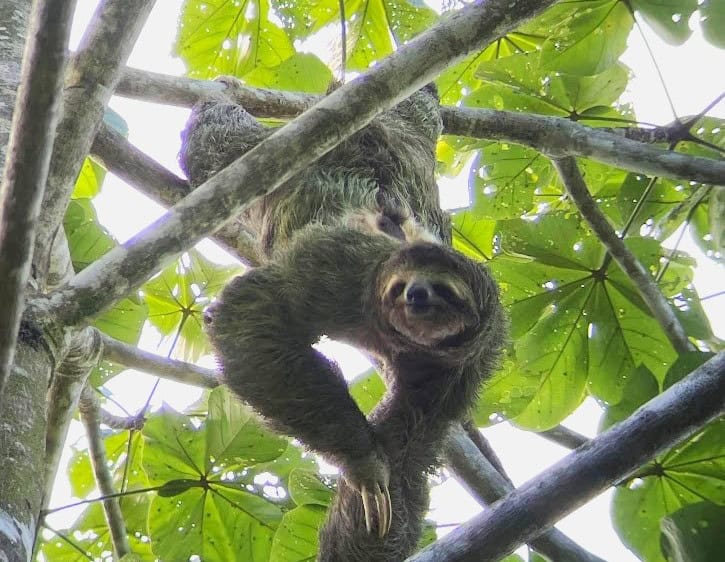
[432,283,458,303]
[388,281,406,300]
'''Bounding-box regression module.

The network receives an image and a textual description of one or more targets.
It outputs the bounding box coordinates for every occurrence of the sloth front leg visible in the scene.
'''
[207,270,391,535]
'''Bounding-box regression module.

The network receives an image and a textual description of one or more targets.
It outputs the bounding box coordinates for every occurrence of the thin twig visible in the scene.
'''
[0,0,75,407]
[100,332,219,388]
[552,156,692,354]
[538,424,589,450]
[411,352,725,561]
[78,386,131,558]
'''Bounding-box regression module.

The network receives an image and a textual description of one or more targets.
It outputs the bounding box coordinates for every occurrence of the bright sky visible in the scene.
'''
[47,2,725,561]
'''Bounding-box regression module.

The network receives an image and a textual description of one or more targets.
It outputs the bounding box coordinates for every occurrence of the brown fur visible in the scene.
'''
[206,226,505,561]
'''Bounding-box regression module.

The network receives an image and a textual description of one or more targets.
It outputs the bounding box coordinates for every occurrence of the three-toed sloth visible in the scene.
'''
[180,81,505,561]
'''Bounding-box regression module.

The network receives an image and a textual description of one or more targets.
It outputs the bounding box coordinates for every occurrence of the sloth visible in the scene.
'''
[182,81,506,559]
[179,78,451,260]
[206,219,505,560]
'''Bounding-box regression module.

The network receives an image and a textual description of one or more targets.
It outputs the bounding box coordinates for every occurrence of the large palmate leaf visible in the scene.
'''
[631,0,698,45]
[612,418,725,562]
[142,389,294,561]
[176,0,295,79]
[481,213,681,429]
[143,249,240,361]
[536,0,633,76]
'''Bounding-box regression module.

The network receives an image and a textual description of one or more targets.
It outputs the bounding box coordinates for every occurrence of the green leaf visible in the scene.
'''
[660,502,725,562]
[206,386,289,471]
[347,0,438,70]
[288,469,333,507]
[452,211,497,261]
[700,0,725,48]
[71,157,106,199]
[613,418,725,562]
[244,53,332,92]
[269,504,327,562]
[94,294,148,346]
[349,369,385,415]
[469,147,550,219]
[176,0,295,79]
[64,198,117,269]
[486,214,678,427]
[39,502,153,561]
[475,358,542,425]
[599,365,659,431]
[662,352,715,390]
[271,0,338,40]
[149,485,281,562]
[64,198,148,354]
[631,0,697,45]
[68,431,148,499]
[143,406,207,483]
[144,249,240,361]
[539,0,633,76]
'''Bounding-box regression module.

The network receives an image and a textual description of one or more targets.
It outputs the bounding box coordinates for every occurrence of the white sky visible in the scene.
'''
[47,2,725,561]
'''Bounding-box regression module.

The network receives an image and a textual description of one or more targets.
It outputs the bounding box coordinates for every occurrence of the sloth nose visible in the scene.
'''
[406,282,431,305]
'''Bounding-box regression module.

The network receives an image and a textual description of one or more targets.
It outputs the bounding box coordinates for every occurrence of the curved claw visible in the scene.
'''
[385,485,392,534]
[374,488,385,538]
[361,485,373,534]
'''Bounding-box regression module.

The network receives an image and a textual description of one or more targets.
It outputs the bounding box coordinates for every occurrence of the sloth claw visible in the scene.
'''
[358,482,391,537]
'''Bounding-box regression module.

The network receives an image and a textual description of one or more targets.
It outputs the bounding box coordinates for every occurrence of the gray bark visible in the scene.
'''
[0,0,75,410]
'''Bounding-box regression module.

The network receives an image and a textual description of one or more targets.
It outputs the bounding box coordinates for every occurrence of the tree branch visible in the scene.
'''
[538,425,589,450]
[114,68,725,187]
[445,425,605,562]
[91,122,261,264]
[552,156,692,354]
[32,0,157,287]
[0,0,74,408]
[78,386,131,558]
[117,66,317,116]
[40,0,558,328]
[43,327,103,511]
[441,107,725,186]
[100,332,219,388]
[409,352,725,562]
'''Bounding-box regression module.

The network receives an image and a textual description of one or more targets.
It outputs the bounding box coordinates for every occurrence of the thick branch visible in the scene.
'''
[41,0,558,327]
[114,69,725,187]
[446,425,605,562]
[91,123,261,264]
[100,332,219,388]
[553,157,692,353]
[0,0,74,407]
[32,0,157,287]
[78,386,131,558]
[441,107,725,186]
[409,352,725,562]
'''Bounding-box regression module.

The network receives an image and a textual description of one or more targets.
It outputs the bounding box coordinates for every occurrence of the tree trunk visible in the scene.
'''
[0,1,61,560]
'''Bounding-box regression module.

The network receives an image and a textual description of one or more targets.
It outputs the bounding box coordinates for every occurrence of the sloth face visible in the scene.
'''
[379,244,487,348]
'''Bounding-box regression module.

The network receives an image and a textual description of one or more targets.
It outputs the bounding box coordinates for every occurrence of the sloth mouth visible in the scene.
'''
[406,303,432,314]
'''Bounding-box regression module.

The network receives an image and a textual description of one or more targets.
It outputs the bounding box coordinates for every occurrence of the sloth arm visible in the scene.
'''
[209,266,380,470]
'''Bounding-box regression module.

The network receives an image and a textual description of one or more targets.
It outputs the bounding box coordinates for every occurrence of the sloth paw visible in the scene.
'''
[343,450,392,537]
